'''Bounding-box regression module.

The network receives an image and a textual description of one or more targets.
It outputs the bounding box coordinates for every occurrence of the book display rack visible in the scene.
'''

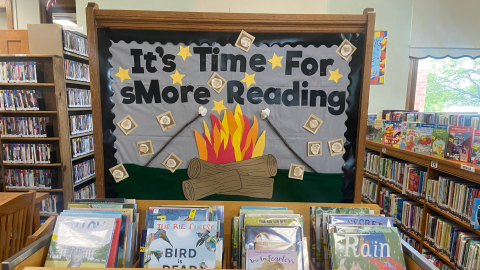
[0,55,73,215]
[363,139,480,269]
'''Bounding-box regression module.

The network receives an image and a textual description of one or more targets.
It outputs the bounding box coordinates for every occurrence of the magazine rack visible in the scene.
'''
[0,200,437,270]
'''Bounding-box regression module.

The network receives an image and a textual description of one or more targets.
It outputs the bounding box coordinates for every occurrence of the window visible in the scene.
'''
[413,57,480,113]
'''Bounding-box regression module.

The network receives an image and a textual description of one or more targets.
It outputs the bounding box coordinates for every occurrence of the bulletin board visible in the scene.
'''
[86,4,376,203]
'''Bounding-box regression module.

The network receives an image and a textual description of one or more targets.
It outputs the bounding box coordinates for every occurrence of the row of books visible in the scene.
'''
[74,158,95,184]
[425,176,480,227]
[364,149,380,175]
[63,30,88,57]
[399,230,420,250]
[2,143,54,164]
[74,183,96,200]
[64,59,90,82]
[422,250,455,270]
[69,114,93,135]
[377,110,480,127]
[142,205,224,269]
[71,135,94,158]
[379,157,428,199]
[46,199,138,268]
[0,116,51,137]
[4,168,56,189]
[40,194,60,214]
[368,113,480,164]
[0,90,42,111]
[361,176,378,203]
[67,88,91,108]
[0,62,37,83]
[425,213,480,269]
[312,207,405,270]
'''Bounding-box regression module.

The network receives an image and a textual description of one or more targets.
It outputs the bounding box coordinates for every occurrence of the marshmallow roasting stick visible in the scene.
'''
[144,106,207,167]
[261,108,318,173]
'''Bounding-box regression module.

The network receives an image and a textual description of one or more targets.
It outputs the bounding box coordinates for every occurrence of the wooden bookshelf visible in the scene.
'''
[67,107,92,112]
[0,55,73,211]
[363,139,480,267]
[65,80,90,86]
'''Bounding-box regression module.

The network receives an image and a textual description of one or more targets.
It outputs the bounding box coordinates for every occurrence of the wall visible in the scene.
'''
[15,0,41,29]
[0,10,6,29]
[328,0,414,113]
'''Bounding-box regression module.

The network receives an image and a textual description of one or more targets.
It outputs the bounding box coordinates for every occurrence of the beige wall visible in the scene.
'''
[0,10,6,29]
[195,0,327,13]
[328,0,414,113]
[15,0,41,29]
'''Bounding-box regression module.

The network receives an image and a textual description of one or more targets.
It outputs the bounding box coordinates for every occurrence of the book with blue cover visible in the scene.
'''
[328,215,393,227]
[472,199,480,229]
[329,232,407,270]
[45,216,117,268]
[143,221,218,269]
[145,207,210,229]
[415,123,434,154]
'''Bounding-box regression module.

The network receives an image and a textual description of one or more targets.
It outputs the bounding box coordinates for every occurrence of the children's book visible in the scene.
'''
[404,123,418,152]
[399,122,408,149]
[471,130,480,165]
[381,121,394,146]
[328,215,393,227]
[329,232,407,270]
[145,207,210,229]
[471,199,480,229]
[432,125,448,158]
[44,216,116,268]
[139,230,147,268]
[373,119,384,143]
[144,221,218,269]
[366,114,377,140]
[391,121,402,148]
[231,217,239,269]
[446,126,474,163]
[245,250,299,270]
[414,123,434,154]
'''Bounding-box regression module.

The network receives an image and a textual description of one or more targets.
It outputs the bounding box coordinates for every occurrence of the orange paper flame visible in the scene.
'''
[194,104,266,164]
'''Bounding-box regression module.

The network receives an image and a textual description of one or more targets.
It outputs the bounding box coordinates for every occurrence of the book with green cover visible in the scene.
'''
[432,125,448,158]
[231,217,239,269]
[329,232,407,270]
[373,119,384,143]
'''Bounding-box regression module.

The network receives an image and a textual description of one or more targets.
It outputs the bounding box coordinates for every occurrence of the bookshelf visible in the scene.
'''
[28,24,97,201]
[363,139,480,268]
[0,55,73,215]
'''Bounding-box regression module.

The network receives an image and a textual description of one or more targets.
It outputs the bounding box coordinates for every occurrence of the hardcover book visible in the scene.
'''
[373,119,384,143]
[446,126,474,163]
[414,123,434,154]
[471,130,480,165]
[246,250,298,270]
[404,122,418,152]
[144,221,218,269]
[391,121,402,148]
[44,216,116,268]
[329,232,407,270]
[381,121,394,146]
[432,125,448,158]
[145,207,210,229]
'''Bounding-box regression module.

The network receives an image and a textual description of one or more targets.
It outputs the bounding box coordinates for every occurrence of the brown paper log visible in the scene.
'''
[187,154,277,179]
[183,170,242,200]
[220,176,274,199]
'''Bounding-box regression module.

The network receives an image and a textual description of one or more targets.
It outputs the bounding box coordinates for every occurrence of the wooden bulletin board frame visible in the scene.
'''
[85,2,376,203]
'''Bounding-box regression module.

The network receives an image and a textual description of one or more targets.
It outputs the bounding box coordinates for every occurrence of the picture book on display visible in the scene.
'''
[432,125,448,158]
[329,232,406,270]
[373,119,384,143]
[446,126,474,163]
[391,121,402,148]
[414,123,434,154]
[403,122,417,151]
[246,250,298,270]
[471,130,480,165]
[45,216,117,268]
[144,221,218,269]
[381,121,394,146]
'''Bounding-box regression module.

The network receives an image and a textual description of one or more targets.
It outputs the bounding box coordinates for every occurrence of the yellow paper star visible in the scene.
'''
[212,100,227,115]
[268,53,283,69]
[177,45,192,61]
[170,70,185,85]
[241,72,256,88]
[115,67,130,83]
[328,68,343,83]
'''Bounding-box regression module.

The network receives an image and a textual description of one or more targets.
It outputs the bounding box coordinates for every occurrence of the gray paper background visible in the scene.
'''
[110,42,350,173]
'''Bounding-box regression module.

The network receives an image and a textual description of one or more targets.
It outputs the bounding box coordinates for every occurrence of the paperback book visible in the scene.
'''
[432,125,448,158]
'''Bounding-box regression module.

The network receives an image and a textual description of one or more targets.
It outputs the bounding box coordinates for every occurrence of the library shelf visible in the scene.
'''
[40,212,59,217]
[426,203,480,236]
[63,50,89,61]
[0,110,57,114]
[67,107,92,112]
[0,137,60,141]
[422,243,456,269]
[0,54,57,58]
[2,163,62,167]
[5,188,63,192]
[378,178,425,204]
[0,83,55,87]
[363,171,379,181]
[396,225,422,242]
[73,175,95,187]
[71,151,95,162]
[70,131,93,139]
[65,80,91,86]
[361,198,375,204]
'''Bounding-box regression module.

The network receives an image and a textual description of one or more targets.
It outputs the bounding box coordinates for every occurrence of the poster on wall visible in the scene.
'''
[97,29,366,202]
[370,31,387,84]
